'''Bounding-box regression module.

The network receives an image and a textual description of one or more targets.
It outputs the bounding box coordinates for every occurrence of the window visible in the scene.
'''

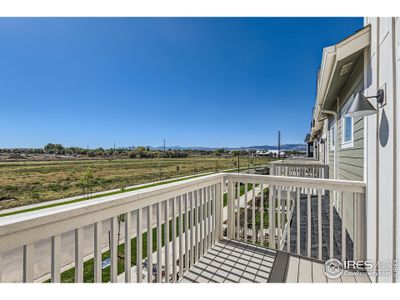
[342,116,353,148]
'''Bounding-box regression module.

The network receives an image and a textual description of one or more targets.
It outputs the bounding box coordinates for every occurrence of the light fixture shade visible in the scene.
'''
[345,92,377,118]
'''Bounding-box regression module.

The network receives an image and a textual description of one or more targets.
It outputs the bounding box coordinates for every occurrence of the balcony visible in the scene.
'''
[0,168,369,283]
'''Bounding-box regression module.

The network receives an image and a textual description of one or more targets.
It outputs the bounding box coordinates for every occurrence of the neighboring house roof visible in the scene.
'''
[311,25,371,138]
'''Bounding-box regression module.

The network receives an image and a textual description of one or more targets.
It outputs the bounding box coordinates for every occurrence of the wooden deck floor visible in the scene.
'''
[285,255,371,283]
[180,239,371,283]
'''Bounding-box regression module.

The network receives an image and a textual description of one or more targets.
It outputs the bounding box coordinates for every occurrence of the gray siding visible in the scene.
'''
[328,112,364,179]
[338,117,364,182]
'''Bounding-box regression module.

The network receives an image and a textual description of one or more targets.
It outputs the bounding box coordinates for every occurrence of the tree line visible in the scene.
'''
[0,144,233,158]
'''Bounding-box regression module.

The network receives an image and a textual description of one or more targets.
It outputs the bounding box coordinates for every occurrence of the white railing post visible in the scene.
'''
[23,243,34,283]
[244,183,248,242]
[353,192,366,262]
[125,212,132,283]
[171,197,177,283]
[74,227,84,283]
[156,203,162,283]
[178,196,184,279]
[147,205,153,283]
[215,180,225,242]
[51,235,61,283]
[251,183,256,244]
[227,179,234,239]
[94,222,102,283]
[260,184,264,246]
[136,208,142,283]
[317,190,322,260]
[110,217,118,283]
[164,200,169,283]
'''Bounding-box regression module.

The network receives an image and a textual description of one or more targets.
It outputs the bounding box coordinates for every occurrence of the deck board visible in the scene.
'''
[285,256,299,282]
[179,238,371,283]
[298,258,312,283]
[311,261,327,283]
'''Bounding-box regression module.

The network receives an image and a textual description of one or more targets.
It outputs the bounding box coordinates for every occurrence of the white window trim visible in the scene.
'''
[329,124,335,151]
[341,116,354,149]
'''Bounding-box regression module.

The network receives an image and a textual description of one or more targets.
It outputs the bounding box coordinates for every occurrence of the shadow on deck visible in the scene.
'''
[179,239,370,283]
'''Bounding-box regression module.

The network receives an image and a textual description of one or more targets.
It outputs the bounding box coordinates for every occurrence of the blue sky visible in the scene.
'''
[0,17,363,149]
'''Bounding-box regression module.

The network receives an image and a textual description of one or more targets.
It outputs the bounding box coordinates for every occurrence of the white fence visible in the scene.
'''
[269,161,329,179]
[0,172,366,283]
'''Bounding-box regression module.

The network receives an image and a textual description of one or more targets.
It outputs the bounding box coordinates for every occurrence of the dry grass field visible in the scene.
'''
[0,156,271,210]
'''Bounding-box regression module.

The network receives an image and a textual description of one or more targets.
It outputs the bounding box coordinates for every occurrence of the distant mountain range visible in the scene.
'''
[147,144,306,151]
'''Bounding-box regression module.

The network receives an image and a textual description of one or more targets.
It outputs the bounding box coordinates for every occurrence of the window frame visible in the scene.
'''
[341,116,354,148]
[329,123,335,151]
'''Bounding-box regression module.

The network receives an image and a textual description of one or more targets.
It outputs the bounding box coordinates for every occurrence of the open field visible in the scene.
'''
[0,156,272,210]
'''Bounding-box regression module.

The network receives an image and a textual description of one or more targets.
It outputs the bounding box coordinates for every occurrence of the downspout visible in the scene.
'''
[321,109,338,180]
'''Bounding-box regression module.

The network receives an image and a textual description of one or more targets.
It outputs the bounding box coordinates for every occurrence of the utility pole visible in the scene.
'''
[163,139,166,153]
[278,130,281,158]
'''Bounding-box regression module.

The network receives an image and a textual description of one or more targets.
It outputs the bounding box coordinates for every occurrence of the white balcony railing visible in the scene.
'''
[0,172,365,283]
[225,173,366,262]
[269,160,329,179]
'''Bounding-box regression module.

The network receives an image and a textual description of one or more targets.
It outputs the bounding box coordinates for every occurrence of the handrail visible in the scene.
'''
[228,173,365,193]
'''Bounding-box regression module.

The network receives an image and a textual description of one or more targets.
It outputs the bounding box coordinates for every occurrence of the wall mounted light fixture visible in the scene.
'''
[345,89,384,118]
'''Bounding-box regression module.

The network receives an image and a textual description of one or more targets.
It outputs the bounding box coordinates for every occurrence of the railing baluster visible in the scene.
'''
[110,217,118,283]
[307,188,311,257]
[244,183,248,243]
[186,193,191,270]
[171,197,177,283]
[286,189,291,253]
[156,202,162,283]
[147,205,153,283]
[207,186,212,251]
[329,191,334,259]
[164,200,169,283]
[260,184,264,246]
[94,222,102,283]
[178,195,184,279]
[215,181,223,243]
[252,183,256,244]
[75,228,84,283]
[204,187,208,252]
[318,190,322,260]
[296,188,300,255]
[125,212,132,283]
[137,208,143,283]
[190,191,195,266]
[211,184,217,247]
[200,188,204,256]
[226,179,233,239]
[342,193,346,262]
[23,243,34,283]
[236,182,240,240]
[195,190,199,263]
[51,235,61,283]
[277,186,281,248]
[269,185,275,249]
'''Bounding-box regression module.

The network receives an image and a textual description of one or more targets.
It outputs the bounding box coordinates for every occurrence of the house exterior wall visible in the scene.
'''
[324,64,364,238]
[363,17,399,283]
[310,17,399,283]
